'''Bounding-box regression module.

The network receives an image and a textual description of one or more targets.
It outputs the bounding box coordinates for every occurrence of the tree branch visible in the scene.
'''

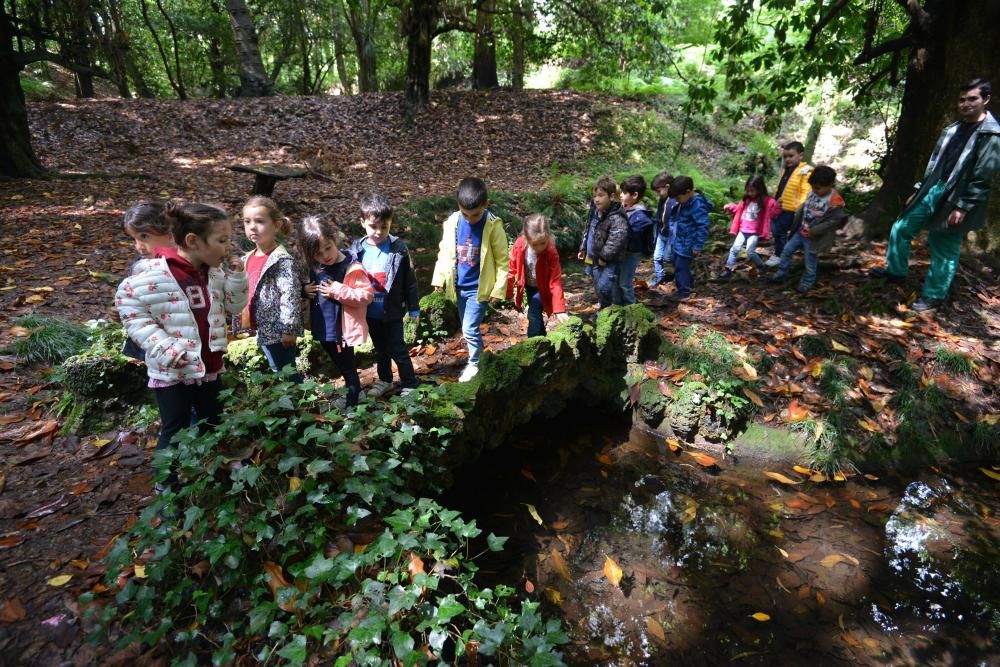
[854,33,911,66]
[13,48,110,78]
[855,61,893,98]
[804,0,851,51]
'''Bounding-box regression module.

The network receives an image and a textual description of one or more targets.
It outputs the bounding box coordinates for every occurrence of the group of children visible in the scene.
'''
[115,177,569,476]
[577,141,847,306]
[115,145,846,486]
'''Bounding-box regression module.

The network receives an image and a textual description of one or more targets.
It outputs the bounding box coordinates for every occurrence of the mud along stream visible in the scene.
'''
[442,414,1000,666]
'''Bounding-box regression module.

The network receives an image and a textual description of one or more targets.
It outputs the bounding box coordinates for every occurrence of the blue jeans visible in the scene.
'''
[261,342,302,383]
[673,253,694,297]
[525,286,544,337]
[726,232,763,269]
[367,318,418,388]
[593,262,622,308]
[320,342,361,406]
[773,233,817,289]
[771,211,795,258]
[652,231,672,283]
[618,252,642,304]
[457,288,486,366]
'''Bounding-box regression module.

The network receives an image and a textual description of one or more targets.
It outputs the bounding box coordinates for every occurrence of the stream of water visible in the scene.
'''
[444,416,1000,666]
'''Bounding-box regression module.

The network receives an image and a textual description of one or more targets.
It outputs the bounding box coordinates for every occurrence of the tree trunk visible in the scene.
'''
[111,0,153,98]
[345,1,378,93]
[509,0,527,90]
[0,10,45,179]
[404,0,438,111]
[139,0,185,98]
[226,0,272,97]
[332,23,353,95]
[864,0,1000,244]
[472,0,498,89]
[69,0,94,98]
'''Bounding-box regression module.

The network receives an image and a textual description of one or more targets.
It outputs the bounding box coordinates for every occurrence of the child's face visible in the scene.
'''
[811,183,834,198]
[362,215,390,244]
[593,188,612,212]
[184,219,231,268]
[783,149,803,168]
[745,186,758,199]
[655,185,671,199]
[127,228,174,258]
[527,236,549,254]
[620,190,640,207]
[316,237,342,266]
[459,201,488,224]
[674,189,694,204]
[243,205,277,249]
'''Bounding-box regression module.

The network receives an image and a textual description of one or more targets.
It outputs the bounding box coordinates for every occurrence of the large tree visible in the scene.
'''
[714,0,1000,236]
[226,0,272,96]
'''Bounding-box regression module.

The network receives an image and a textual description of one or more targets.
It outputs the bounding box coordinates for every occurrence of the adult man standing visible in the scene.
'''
[870,78,1000,312]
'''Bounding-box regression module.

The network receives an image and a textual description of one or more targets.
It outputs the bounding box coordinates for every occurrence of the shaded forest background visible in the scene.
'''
[2,0,999,248]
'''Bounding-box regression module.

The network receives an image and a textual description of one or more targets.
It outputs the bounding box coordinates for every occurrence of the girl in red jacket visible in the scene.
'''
[506,214,569,338]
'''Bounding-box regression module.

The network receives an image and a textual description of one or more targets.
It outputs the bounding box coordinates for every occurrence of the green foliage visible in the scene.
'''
[4,315,91,364]
[88,374,566,665]
[934,347,975,376]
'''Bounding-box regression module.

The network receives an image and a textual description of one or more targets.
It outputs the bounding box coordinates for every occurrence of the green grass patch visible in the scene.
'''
[934,346,975,376]
[4,315,92,364]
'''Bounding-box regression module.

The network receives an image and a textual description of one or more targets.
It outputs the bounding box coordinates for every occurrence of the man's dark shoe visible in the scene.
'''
[911,297,944,313]
[868,267,905,284]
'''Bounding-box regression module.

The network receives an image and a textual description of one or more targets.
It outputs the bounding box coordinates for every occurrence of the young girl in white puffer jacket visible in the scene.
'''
[116,203,247,487]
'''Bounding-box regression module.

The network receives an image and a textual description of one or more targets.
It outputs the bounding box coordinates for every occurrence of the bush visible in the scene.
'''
[87,375,567,665]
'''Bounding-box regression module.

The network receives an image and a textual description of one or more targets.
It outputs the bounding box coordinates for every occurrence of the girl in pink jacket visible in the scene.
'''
[718,175,778,279]
[300,216,374,408]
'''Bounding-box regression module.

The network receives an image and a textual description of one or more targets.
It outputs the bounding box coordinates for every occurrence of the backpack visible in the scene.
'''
[641,222,656,257]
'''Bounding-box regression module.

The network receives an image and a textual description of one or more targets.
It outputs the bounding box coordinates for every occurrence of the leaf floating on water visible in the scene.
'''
[750,612,771,622]
[979,468,1000,482]
[819,552,859,568]
[520,467,537,482]
[665,439,682,452]
[833,471,847,482]
[550,548,572,582]
[523,504,544,525]
[793,465,817,476]
[809,473,828,483]
[646,617,666,641]
[603,555,623,589]
[524,579,535,593]
[687,452,717,468]
[550,520,569,530]
[47,574,73,587]
[543,587,563,606]
[764,471,801,485]
[596,453,614,466]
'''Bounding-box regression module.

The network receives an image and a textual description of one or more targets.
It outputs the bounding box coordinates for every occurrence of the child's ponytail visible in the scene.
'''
[123,201,169,235]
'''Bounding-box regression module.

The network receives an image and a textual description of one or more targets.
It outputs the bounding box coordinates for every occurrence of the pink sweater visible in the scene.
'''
[724,197,779,240]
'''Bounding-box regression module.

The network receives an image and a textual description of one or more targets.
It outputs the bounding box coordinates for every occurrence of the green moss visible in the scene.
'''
[594,304,659,362]
[637,379,669,425]
[60,353,148,401]
[663,380,709,436]
[416,291,460,339]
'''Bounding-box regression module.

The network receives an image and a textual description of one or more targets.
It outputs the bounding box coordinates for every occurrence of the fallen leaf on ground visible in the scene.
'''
[550,548,572,582]
[750,612,770,622]
[819,552,860,568]
[0,598,27,622]
[980,468,1000,482]
[543,587,563,606]
[47,574,73,587]
[781,400,810,423]
[742,387,764,407]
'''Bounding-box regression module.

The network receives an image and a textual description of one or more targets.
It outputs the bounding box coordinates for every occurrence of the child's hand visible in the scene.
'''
[227,255,245,272]
[801,227,811,238]
[598,259,606,267]
[281,333,297,349]
[174,351,191,368]
[555,313,570,323]
[434,286,444,293]
[318,280,340,298]
[577,251,585,261]
[303,281,318,299]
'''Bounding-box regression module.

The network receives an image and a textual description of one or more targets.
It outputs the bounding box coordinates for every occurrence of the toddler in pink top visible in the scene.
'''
[718,175,779,279]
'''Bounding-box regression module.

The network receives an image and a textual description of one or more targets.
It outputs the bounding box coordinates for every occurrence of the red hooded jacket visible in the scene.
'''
[505,236,566,316]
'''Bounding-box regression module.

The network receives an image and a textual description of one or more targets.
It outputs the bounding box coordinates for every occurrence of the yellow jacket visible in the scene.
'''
[431,210,510,301]
[777,163,813,212]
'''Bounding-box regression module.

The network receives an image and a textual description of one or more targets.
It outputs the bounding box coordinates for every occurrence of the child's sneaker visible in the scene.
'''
[367,380,393,398]
[765,255,781,267]
[717,267,733,280]
[400,386,417,397]
[458,364,479,383]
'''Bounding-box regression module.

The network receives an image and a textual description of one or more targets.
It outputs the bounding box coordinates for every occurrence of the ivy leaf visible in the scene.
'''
[487,533,508,551]
[436,594,466,623]
[275,635,307,665]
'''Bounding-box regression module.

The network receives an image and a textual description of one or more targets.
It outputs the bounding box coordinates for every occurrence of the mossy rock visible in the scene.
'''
[595,305,660,364]
[660,381,709,437]
[416,292,460,339]
[637,378,670,425]
[60,353,148,401]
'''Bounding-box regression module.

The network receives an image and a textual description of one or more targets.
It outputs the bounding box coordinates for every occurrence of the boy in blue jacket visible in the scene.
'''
[668,176,713,301]
[351,193,421,397]
[619,175,655,304]
[650,171,675,289]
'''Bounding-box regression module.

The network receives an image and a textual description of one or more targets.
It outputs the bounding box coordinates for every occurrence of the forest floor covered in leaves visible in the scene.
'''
[1,90,1000,665]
